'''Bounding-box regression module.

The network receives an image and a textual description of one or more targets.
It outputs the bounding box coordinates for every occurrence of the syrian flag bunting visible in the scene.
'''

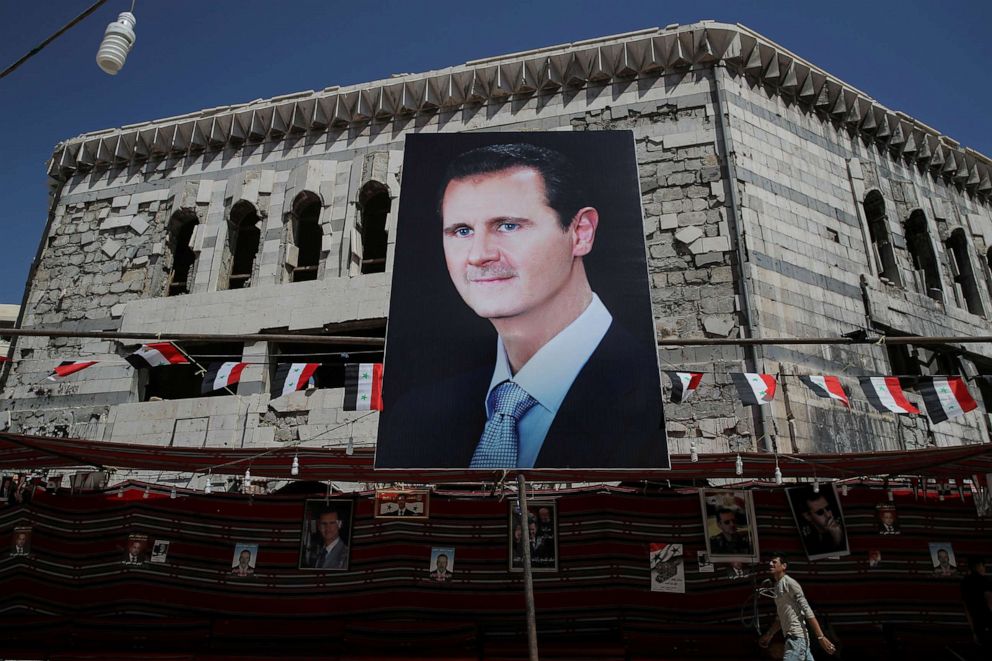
[731,372,777,405]
[201,362,248,394]
[859,377,919,414]
[665,371,703,403]
[918,377,978,424]
[274,362,319,397]
[344,363,384,411]
[800,375,850,407]
[125,342,189,369]
[48,360,98,380]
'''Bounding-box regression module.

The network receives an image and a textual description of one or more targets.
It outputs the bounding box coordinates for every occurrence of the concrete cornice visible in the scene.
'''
[49,21,991,201]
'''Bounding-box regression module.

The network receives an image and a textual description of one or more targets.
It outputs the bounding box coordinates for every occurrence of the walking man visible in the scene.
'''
[759,552,836,659]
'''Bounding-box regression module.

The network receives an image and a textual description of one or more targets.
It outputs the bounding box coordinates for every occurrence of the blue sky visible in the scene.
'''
[1,0,989,304]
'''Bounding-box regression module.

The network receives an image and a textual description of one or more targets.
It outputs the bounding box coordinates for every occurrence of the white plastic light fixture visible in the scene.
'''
[170,486,177,499]
[204,472,212,495]
[735,454,743,476]
[689,442,699,463]
[813,478,820,494]
[96,12,137,75]
[774,465,783,485]
[291,454,300,477]
[841,484,848,497]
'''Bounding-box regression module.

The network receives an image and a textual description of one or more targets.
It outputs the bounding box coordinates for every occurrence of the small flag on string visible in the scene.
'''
[731,372,777,405]
[273,363,319,397]
[918,377,978,424]
[201,362,248,394]
[125,342,189,369]
[859,377,919,414]
[48,360,98,380]
[344,363,383,411]
[800,375,850,407]
[665,371,703,403]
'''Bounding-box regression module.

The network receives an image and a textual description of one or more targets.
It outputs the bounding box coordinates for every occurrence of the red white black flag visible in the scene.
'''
[730,373,777,405]
[344,363,383,411]
[274,363,319,397]
[918,377,978,424]
[665,371,703,403]
[799,375,850,407]
[201,362,248,394]
[859,377,919,414]
[125,342,189,369]
[47,360,98,380]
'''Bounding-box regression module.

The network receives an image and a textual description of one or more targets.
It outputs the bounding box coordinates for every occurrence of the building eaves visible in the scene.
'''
[48,21,992,201]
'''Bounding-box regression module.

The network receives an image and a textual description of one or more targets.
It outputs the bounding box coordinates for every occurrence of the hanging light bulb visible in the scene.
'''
[346,437,354,456]
[774,465,783,485]
[841,484,849,497]
[170,486,177,499]
[813,478,820,494]
[204,472,212,495]
[96,11,138,75]
[291,454,300,477]
[143,485,149,499]
[689,442,699,463]
[887,488,894,502]
[117,485,124,498]
[244,468,252,488]
[735,454,743,476]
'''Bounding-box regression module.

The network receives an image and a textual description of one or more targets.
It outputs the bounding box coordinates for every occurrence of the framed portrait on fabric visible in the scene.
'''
[929,542,958,577]
[374,489,429,519]
[150,539,170,564]
[876,504,900,535]
[10,526,32,557]
[231,542,258,577]
[509,500,557,572]
[650,543,685,593]
[374,131,668,471]
[299,499,353,571]
[699,489,759,563]
[124,533,148,565]
[786,483,850,561]
[429,547,455,583]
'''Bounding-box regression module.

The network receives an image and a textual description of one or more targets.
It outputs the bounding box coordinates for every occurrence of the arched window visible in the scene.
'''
[904,210,942,302]
[288,191,322,283]
[863,191,900,285]
[225,200,261,290]
[358,181,390,274]
[166,209,198,296]
[946,229,984,316]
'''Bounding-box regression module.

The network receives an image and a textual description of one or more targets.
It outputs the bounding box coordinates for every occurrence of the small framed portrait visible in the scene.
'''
[509,500,558,572]
[150,540,170,564]
[696,550,715,573]
[0,475,13,502]
[231,542,258,576]
[124,534,148,565]
[700,489,759,563]
[786,483,850,560]
[929,542,958,577]
[429,547,455,583]
[876,504,900,535]
[299,499,353,570]
[374,489,429,519]
[11,526,32,557]
[867,549,882,570]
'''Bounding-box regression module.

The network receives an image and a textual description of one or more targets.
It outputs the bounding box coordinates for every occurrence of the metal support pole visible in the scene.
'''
[517,473,540,661]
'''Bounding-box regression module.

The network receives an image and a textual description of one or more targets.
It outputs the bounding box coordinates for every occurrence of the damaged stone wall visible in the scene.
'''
[724,66,991,453]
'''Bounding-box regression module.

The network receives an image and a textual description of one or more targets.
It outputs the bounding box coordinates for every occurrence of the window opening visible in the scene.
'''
[141,343,244,401]
[946,229,984,316]
[290,191,322,283]
[358,181,390,274]
[903,211,942,302]
[166,210,199,296]
[863,191,900,285]
[227,201,261,290]
[269,323,385,390]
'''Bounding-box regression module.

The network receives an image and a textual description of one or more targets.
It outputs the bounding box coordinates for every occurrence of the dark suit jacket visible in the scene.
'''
[376,322,667,468]
[307,541,348,569]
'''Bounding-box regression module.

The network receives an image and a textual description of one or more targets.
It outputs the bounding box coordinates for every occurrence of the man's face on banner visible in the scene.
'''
[441,167,590,324]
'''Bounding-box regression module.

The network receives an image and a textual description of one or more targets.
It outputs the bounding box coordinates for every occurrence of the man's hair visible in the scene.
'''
[438,143,586,230]
[804,492,829,509]
[436,553,448,562]
[715,507,737,519]
[769,551,788,565]
[315,507,342,522]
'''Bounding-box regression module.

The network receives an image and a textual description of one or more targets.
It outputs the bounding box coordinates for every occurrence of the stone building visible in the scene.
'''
[2,21,991,481]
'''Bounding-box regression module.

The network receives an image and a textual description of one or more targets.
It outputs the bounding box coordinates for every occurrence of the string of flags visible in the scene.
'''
[665,371,981,425]
[44,343,383,412]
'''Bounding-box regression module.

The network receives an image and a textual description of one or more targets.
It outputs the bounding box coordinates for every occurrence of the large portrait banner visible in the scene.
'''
[375,131,668,470]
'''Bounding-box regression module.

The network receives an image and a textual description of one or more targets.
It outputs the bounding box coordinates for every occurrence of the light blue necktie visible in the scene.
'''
[470,381,538,468]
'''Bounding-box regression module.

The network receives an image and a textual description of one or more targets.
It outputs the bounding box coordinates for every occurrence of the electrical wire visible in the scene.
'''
[1,1,109,80]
